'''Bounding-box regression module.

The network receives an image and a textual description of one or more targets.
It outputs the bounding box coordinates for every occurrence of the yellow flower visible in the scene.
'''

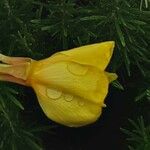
[0,41,117,127]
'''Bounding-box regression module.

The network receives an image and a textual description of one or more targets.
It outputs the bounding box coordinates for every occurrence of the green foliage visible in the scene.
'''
[0,0,149,149]
[0,83,43,150]
[121,117,150,150]
[30,0,150,76]
[135,88,150,102]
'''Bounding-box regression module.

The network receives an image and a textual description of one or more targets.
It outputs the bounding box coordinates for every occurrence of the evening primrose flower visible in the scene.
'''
[0,41,117,127]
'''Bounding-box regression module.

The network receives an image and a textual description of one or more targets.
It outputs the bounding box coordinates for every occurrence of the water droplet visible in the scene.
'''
[102,103,106,108]
[67,62,88,76]
[64,94,73,102]
[78,101,85,106]
[46,88,62,100]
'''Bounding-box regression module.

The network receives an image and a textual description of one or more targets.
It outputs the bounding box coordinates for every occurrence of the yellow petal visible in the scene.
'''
[105,72,118,83]
[53,41,115,71]
[29,61,109,105]
[30,41,115,72]
[32,84,103,127]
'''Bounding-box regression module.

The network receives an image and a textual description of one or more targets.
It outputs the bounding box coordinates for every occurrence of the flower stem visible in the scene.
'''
[0,63,30,80]
[0,53,31,65]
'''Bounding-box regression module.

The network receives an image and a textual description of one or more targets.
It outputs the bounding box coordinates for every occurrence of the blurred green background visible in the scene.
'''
[0,0,150,150]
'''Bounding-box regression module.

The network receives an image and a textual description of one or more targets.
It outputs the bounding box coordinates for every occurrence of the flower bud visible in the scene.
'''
[0,41,117,127]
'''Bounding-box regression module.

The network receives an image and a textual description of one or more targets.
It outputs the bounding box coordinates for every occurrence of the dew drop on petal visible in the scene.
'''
[67,63,88,76]
[78,100,85,106]
[102,103,107,108]
[46,88,62,100]
[64,94,73,102]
